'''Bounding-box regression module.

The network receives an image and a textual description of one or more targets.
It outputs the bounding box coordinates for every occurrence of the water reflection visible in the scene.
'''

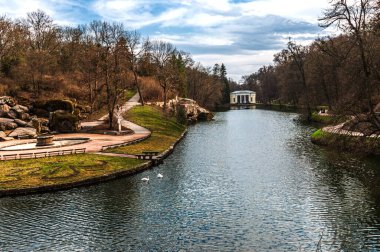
[0,109,379,251]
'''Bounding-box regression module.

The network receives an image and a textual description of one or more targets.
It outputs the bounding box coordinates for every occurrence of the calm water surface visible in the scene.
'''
[0,109,380,251]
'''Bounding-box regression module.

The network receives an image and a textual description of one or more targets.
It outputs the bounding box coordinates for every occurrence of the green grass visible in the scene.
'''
[106,105,186,155]
[0,154,145,190]
[311,129,326,141]
[311,129,380,155]
[311,112,337,124]
[124,89,136,101]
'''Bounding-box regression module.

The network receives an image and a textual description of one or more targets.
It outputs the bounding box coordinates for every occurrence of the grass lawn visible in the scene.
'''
[0,154,145,190]
[106,105,186,155]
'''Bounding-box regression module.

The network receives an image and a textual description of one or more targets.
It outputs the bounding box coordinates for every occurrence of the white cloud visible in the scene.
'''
[0,0,334,80]
[238,0,330,23]
[193,50,278,82]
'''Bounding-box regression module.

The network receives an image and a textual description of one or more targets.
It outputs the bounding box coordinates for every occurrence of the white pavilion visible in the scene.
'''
[230,90,256,105]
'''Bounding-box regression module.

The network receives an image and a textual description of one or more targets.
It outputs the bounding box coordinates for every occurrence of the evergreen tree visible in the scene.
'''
[220,63,230,104]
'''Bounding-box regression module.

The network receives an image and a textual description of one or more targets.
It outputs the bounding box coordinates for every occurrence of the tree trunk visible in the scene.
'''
[133,71,144,105]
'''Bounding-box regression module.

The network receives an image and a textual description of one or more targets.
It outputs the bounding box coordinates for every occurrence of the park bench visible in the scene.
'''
[2,154,18,160]
[143,151,160,156]
[135,151,159,160]
[135,154,155,160]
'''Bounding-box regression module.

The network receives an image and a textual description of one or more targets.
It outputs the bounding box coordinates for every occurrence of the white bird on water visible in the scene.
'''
[157,173,163,178]
[141,177,149,182]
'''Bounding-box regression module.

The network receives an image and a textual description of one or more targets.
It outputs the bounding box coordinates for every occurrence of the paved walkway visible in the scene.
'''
[0,94,151,158]
[323,121,380,138]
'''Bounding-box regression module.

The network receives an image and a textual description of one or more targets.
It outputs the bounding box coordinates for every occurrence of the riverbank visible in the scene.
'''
[311,128,380,155]
[0,105,187,197]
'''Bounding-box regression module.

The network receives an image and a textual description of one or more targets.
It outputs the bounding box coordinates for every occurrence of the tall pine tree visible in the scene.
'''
[220,63,230,104]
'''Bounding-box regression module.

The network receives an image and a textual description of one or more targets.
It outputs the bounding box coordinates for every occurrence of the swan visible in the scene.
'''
[141,177,149,182]
[157,173,163,178]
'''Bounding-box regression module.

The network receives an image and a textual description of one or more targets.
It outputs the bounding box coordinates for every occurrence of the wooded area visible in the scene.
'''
[235,0,380,129]
[0,10,232,123]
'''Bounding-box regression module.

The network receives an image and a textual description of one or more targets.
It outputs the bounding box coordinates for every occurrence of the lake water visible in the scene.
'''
[0,109,379,251]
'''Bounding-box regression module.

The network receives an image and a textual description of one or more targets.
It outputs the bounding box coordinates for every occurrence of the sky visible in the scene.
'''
[0,0,333,81]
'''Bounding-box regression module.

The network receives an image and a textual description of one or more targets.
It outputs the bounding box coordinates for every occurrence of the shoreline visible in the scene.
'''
[311,128,380,156]
[0,129,188,198]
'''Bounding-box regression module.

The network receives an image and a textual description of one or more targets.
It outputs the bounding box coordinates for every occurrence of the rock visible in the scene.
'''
[5,110,18,119]
[0,96,17,107]
[38,118,49,126]
[0,104,10,117]
[19,113,31,121]
[8,127,37,139]
[0,118,18,131]
[14,119,28,127]
[49,111,80,133]
[170,97,214,122]
[11,105,29,114]
[0,131,13,141]
[196,107,214,121]
[31,118,41,134]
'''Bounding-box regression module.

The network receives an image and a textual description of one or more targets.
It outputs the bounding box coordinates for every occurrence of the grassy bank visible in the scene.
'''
[0,154,145,191]
[310,112,346,125]
[311,129,380,155]
[106,105,186,154]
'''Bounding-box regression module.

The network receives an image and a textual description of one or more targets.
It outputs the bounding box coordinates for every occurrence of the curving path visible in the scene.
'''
[0,93,151,159]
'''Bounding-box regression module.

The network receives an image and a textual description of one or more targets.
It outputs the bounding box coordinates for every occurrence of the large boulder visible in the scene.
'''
[5,110,18,119]
[49,111,80,133]
[0,118,18,131]
[14,119,28,127]
[19,112,31,121]
[176,98,214,122]
[8,127,37,139]
[11,105,29,115]
[0,131,13,141]
[0,104,10,117]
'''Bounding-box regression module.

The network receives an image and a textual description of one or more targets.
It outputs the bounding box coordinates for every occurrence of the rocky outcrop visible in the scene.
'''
[49,111,80,133]
[0,131,13,141]
[0,104,10,117]
[0,118,18,131]
[155,97,214,123]
[8,127,37,139]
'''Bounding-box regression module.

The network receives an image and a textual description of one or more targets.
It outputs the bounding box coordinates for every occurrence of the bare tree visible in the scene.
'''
[24,10,59,97]
[320,0,380,128]
[124,30,149,105]
[150,40,176,110]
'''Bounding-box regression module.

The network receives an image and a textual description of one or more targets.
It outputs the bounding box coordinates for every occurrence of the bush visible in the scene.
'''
[176,105,187,125]
[49,111,80,133]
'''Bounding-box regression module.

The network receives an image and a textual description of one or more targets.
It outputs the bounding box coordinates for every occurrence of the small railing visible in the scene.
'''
[101,135,150,151]
[0,148,86,161]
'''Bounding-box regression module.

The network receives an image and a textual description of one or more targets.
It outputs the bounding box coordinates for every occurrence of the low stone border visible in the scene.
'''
[0,129,188,198]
